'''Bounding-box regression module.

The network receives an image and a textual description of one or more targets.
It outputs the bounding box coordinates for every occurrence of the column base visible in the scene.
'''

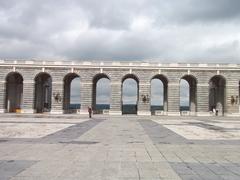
[197,112,211,116]
[154,110,167,116]
[137,111,151,116]
[0,109,5,113]
[22,109,34,114]
[167,111,181,116]
[50,110,63,114]
[80,109,88,115]
[109,110,122,115]
[225,113,240,117]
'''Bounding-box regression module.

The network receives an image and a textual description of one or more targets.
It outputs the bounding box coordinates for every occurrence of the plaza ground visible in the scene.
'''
[0,115,240,180]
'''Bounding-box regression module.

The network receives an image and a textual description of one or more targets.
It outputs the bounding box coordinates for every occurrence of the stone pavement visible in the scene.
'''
[0,115,240,180]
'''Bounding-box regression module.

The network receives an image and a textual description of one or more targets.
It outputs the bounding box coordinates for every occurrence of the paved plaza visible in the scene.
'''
[0,115,240,180]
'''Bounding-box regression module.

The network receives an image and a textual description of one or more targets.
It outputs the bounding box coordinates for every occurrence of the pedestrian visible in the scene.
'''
[213,107,216,115]
[88,106,92,118]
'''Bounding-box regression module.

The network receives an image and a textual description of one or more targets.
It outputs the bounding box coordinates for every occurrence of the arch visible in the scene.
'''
[92,73,111,114]
[121,74,139,114]
[122,73,139,83]
[34,72,52,113]
[180,75,197,114]
[5,72,23,113]
[63,73,80,113]
[150,74,168,114]
[209,75,226,116]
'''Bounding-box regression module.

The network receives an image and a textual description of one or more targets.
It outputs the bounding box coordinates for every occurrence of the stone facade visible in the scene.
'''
[0,60,240,116]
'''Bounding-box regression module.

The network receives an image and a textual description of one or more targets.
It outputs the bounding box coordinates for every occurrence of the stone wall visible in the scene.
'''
[0,60,239,116]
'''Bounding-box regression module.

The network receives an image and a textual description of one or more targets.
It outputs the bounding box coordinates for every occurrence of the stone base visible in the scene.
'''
[137,111,151,116]
[225,113,240,117]
[109,110,122,115]
[180,111,197,116]
[154,110,167,116]
[167,112,181,116]
[50,110,63,114]
[0,109,5,113]
[22,109,34,114]
[80,109,89,115]
[197,112,211,116]
[190,111,197,116]
[180,111,190,116]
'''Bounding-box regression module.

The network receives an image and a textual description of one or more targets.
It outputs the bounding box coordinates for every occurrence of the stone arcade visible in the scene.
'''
[0,60,240,116]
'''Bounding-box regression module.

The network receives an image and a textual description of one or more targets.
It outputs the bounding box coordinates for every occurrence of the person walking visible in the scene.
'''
[88,106,92,118]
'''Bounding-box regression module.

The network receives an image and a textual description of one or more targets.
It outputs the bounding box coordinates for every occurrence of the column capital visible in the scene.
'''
[23,80,35,84]
[168,83,180,86]
[139,83,151,86]
[111,82,122,85]
[198,83,208,87]
[52,81,64,85]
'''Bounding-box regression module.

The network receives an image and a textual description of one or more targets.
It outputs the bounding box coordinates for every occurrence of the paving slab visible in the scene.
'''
[0,115,239,179]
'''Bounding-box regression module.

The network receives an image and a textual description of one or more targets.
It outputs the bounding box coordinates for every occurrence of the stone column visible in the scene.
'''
[0,80,5,113]
[197,83,209,116]
[63,81,71,111]
[163,85,168,113]
[226,84,239,116]
[110,82,122,115]
[138,82,151,115]
[92,82,97,112]
[190,85,197,115]
[80,81,92,114]
[51,81,64,114]
[22,80,34,113]
[168,83,180,116]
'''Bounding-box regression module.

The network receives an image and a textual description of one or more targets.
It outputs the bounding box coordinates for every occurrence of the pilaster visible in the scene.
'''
[137,82,151,115]
[80,81,92,114]
[110,82,122,115]
[0,81,5,113]
[22,80,34,113]
[197,83,210,116]
[167,83,180,116]
[51,81,64,114]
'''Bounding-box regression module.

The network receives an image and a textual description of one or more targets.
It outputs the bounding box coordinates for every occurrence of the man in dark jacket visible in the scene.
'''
[88,106,92,118]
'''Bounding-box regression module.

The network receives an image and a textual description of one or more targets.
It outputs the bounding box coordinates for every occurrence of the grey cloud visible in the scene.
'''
[0,0,240,63]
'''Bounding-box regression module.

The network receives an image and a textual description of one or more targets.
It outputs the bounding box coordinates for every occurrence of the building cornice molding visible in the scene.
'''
[0,60,240,71]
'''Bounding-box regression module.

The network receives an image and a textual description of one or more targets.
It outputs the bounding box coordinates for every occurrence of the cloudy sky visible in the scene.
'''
[1,0,239,106]
[0,0,240,62]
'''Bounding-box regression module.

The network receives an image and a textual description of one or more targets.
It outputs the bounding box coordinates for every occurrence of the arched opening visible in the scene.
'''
[151,75,168,115]
[180,75,197,114]
[122,74,139,114]
[209,75,226,116]
[92,74,110,114]
[63,73,80,114]
[34,72,52,113]
[5,72,23,113]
